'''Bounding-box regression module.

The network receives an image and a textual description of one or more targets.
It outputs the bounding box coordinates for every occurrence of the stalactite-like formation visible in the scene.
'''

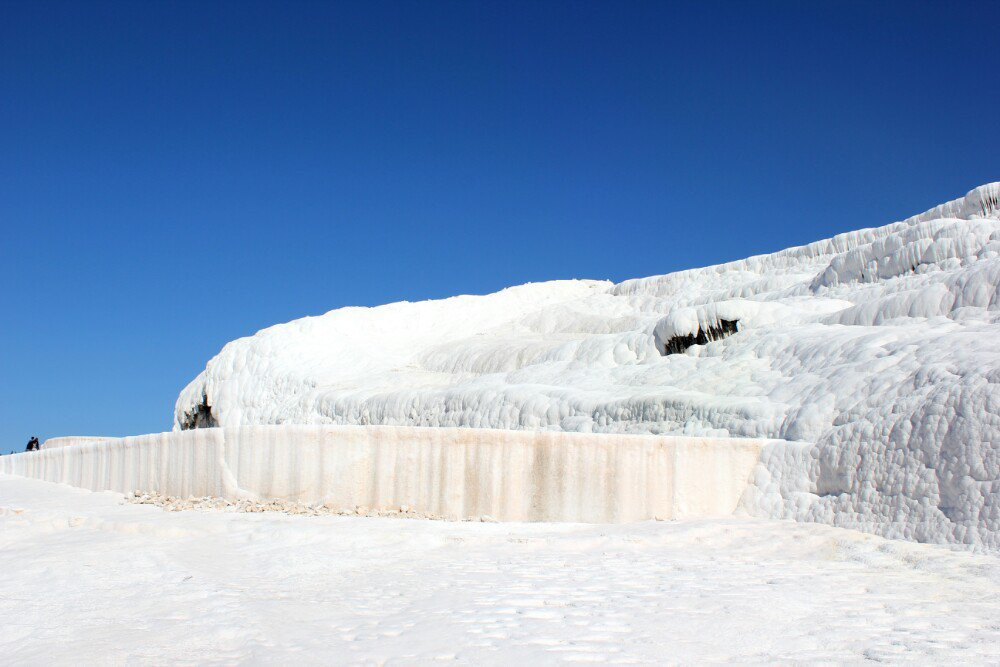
[662,319,738,355]
[981,191,999,217]
[179,392,217,430]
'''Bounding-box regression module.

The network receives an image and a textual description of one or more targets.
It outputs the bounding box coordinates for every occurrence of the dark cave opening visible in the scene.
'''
[179,392,217,430]
[662,319,739,355]
[981,192,999,217]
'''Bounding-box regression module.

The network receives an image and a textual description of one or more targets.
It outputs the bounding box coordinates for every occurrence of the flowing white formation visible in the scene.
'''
[176,184,1000,547]
[0,426,767,522]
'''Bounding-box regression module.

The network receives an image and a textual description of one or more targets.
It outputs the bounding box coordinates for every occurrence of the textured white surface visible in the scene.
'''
[174,184,1000,547]
[0,426,766,522]
[3,474,1000,664]
[40,436,111,450]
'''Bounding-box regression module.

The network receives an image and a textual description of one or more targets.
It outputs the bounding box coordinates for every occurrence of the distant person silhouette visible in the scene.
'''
[25,436,40,452]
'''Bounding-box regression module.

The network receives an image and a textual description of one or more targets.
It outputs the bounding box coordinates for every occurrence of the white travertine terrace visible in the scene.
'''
[1,425,767,523]
[7,185,997,542]
[40,436,112,450]
[164,184,1000,547]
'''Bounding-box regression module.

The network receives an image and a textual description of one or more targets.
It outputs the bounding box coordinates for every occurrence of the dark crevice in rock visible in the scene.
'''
[981,192,999,217]
[180,392,217,430]
[662,319,739,355]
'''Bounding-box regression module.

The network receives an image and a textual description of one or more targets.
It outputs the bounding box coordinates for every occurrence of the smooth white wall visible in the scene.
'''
[41,436,112,450]
[1,425,767,523]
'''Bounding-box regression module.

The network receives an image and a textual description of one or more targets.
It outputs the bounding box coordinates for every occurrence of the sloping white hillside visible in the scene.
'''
[176,184,1000,547]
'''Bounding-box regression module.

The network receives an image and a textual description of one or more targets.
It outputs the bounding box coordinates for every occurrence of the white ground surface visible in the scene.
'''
[4,474,999,664]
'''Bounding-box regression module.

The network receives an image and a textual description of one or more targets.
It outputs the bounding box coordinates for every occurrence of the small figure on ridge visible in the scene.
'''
[25,436,40,452]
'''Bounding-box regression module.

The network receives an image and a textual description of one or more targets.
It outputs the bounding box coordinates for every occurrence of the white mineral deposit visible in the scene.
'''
[5,184,1000,663]
[162,183,1000,548]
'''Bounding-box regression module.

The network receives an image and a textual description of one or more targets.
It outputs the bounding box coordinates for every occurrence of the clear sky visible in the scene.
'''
[1,0,997,452]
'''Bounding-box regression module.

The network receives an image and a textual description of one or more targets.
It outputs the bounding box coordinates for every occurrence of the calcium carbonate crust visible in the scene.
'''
[176,183,1000,548]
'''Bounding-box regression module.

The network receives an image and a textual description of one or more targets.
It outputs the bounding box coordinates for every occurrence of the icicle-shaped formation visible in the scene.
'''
[661,319,739,355]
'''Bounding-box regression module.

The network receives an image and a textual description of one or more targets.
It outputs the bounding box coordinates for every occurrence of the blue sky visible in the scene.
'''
[1,0,997,451]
